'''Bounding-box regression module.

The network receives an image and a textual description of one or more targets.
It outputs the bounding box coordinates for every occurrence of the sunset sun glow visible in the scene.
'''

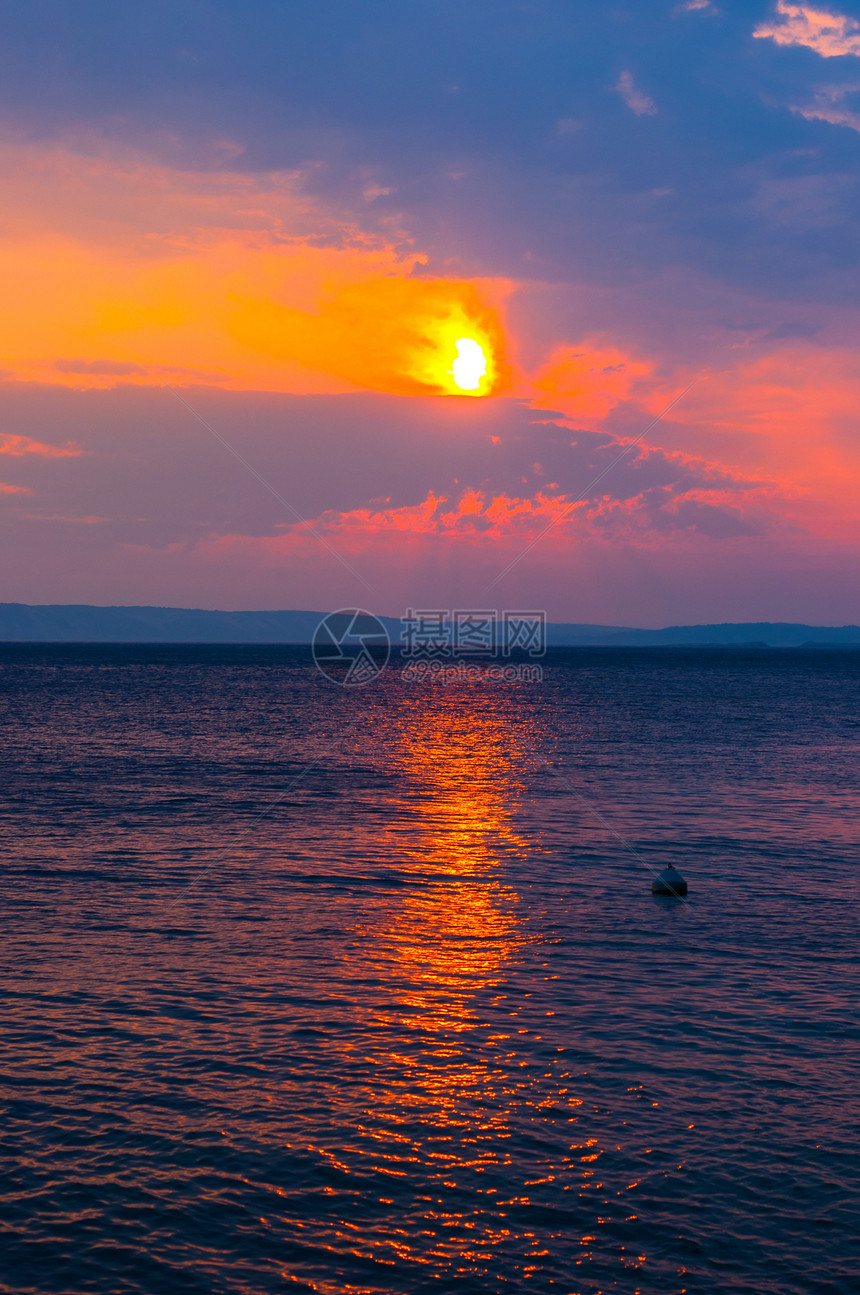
[404,305,502,397]
[450,337,488,391]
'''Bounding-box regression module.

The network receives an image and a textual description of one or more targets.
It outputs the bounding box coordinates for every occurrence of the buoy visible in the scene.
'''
[651,864,687,897]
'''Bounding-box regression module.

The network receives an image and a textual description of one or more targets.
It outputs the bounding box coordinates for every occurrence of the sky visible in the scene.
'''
[3,0,860,624]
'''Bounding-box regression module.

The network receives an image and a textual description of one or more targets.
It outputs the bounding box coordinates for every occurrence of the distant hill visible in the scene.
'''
[0,603,859,647]
[546,621,860,647]
[0,604,326,643]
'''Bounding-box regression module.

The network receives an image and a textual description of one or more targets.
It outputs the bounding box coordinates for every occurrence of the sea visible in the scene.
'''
[0,644,857,1294]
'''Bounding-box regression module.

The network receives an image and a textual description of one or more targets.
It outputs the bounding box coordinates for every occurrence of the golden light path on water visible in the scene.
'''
[302,684,620,1290]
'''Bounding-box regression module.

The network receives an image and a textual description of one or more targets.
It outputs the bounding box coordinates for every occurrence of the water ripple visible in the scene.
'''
[0,645,857,1293]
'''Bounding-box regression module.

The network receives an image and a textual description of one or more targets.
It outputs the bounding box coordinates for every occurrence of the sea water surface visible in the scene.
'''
[0,645,857,1294]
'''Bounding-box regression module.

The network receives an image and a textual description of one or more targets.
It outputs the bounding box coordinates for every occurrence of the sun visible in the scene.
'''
[398,290,506,396]
[450,337,487,391]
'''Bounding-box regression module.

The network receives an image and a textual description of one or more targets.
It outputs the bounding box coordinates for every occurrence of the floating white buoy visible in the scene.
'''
[651,864,688,897]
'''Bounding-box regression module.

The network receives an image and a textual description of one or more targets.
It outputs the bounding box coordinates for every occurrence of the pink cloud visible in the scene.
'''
[117,463,778,622]
[614,70,658,117]
[663,345,860,541]
[196,450,773,563]
[531,341,656,423]
[790,82,860,132]
[754,3,860,58]
[0,433,82,457]
[524,333,860,549]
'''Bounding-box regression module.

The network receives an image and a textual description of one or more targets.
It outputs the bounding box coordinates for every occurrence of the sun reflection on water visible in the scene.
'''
[322,686,587,1276]
[378,687,534,1032]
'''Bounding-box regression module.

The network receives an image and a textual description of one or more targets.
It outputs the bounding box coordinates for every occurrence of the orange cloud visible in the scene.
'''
[531,341,655,422]
[0,434,81,456]
[228,275,511,397]
[0,139,512,397]
[189,456,769,570]
[754,3,860,57]
[312,488,572,542]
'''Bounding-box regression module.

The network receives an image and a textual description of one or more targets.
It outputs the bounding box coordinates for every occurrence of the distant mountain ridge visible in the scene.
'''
[1,603,859,646]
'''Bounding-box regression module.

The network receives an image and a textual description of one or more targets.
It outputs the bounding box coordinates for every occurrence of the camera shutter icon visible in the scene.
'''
[312,610,391,686]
